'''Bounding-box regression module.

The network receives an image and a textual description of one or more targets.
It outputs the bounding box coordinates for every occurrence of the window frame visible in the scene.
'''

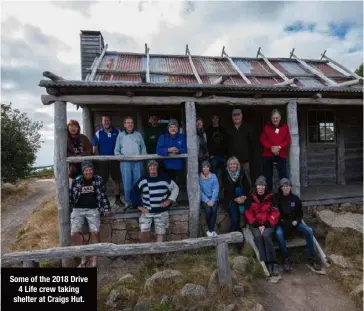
[306,109,337,145]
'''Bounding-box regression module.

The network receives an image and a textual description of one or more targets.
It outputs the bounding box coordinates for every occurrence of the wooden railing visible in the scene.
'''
[66,154,188,163]
[2,232,243,289]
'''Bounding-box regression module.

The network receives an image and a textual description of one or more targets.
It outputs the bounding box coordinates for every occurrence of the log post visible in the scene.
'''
[216,241,233,291]
[185,101,200,238]
[298,108,308,188]
[286,101,300,197]
[82,106,93,141]
[336,113,346,185]
[54,101,71,267]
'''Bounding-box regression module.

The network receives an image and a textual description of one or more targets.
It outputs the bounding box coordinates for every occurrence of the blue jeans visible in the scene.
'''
[275,223,314,258]
[120,161,143,205]
[263,156,288,192]
[228,187,245,232]
[202,202,218,232]
[211,156,226,174]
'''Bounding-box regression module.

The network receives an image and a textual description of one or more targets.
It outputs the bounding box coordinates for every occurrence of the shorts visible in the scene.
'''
[139,211,169,234]
[97,161,121,183]
[71,208,100,233]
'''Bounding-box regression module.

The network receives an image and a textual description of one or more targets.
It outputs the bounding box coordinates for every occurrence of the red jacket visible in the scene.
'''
[260,123,291,158]
[245,192,280,227]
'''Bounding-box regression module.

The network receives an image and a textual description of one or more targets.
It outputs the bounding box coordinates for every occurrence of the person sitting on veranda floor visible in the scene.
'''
[69,161,112,268]
[245,176,281,276]
[131,160,179,243]
[274,178,322,272]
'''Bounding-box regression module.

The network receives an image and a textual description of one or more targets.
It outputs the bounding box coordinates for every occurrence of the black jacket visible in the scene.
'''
[275,190,303,225]
[206,125,227,157]
[226,122,254,162]
[223,170,252,209]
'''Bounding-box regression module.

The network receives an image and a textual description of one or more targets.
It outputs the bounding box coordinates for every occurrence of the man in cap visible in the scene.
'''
[131,160,179,242]
[226,108,255,180]
[144,112,165,154]
[156,119,187,187]
[69,161,112,267]
[275,178,322,272]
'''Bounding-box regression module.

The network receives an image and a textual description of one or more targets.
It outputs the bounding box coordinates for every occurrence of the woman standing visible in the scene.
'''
[67,120,93,179]
[223,157,252,232]
[245,176,280,276]
[260,109,291,192]
[199,161,219,237]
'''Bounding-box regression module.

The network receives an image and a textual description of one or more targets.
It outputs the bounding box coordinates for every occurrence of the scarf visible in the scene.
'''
[228,169,240,183]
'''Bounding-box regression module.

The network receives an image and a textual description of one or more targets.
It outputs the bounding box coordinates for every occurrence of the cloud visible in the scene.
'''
[284,21,316,33]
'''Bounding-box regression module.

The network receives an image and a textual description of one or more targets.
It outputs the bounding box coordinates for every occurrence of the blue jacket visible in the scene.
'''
[199,173,219,203]
[156,132,187,171]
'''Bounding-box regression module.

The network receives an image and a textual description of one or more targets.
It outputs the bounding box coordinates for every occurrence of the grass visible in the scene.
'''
[1,180,33,210]
[10,199,59,252]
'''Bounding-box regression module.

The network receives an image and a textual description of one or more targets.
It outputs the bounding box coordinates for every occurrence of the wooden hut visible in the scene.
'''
[39,30,363,249]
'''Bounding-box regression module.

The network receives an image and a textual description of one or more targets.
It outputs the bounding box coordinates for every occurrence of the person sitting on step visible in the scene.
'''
[223,157,252,232]
[199,161,219,237]
[245,176,280,276]
[274,178,322,272]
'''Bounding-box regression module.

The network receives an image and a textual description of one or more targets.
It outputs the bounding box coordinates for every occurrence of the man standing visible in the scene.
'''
[206,114,227,186]
[92,114,121,204]
[114,116,147,209]
[227,109,254,180]
[131,160,179,242]
[69,161,112,267]
[156,119,187,187]
[144,113,165,154]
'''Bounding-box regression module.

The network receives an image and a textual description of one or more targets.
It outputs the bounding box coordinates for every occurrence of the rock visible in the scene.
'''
[105,290,123,310]
[160,294,170,304]
[134,299,152,311]
[316,210,363,233]
[232,256,250,274]
[233,284,244,297]
[329,254,354,269]
[144,269,183,295]
[113,221,126,230]
[350,283,363,297]
[207,270,219,295]
[180,283,207,299]
[118,273,135,283]
[291,277,303,286]
[225,304,237,311]
[250,303,265,311]
[269,275,282,284]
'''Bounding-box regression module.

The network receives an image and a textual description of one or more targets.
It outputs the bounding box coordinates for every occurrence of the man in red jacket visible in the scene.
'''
[245,176,280,276]
[260,109,291,192]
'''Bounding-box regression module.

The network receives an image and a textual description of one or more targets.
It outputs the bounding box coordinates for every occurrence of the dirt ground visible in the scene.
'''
[1,179,56,255]
[253,261,360,311]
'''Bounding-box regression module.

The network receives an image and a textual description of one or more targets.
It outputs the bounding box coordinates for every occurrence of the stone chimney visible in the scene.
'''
[80,30,105,80]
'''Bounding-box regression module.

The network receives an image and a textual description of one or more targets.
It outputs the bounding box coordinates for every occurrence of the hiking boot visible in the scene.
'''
[267,263,273,276]
[272,264,280,276]
[283,257,292,272]
[308,257,322,271]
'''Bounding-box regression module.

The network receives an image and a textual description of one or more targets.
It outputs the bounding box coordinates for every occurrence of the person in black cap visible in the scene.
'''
[69,161,112,267]
[275,178,322,271]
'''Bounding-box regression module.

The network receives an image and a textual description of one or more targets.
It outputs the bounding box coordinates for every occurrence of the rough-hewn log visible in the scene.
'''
[54,101,71,267]
[321,52,363,80]
[67,154,188,163]
[274,78,298,86]
[216,241,232,290]
[186,45,202,84]
[1,232,244,265]
[287,101,300,197]
[41,95,364,106]
[299,109,308,188]
[336,79,363,87]
[185,101,200,238]
[43,71,64,81]
[337,115,346,185]
[82,106,93,140]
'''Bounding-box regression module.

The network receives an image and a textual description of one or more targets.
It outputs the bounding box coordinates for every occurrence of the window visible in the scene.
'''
[308,111,336,143]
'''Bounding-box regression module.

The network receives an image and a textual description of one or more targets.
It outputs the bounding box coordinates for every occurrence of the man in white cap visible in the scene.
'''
[226,108,255,180]
[131,160,179,242]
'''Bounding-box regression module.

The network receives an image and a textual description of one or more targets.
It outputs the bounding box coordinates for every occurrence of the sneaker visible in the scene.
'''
[267,263,273,276]
[308,257,322,271]
[206,231,213,237]
[212,231,218,237]
[123,203,132,211]
[283,257,292,272]
[272,264,280,276]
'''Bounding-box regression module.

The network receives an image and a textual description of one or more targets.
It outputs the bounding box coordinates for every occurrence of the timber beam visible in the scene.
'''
[43,71,64,81]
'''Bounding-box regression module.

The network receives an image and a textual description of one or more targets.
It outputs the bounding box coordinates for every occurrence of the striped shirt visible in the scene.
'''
[131,174,179,213]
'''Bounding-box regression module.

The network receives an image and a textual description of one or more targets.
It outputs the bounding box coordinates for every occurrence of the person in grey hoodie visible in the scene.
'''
[114,116,147,208]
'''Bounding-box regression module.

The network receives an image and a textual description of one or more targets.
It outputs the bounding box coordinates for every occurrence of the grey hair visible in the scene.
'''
[271,109,281,117]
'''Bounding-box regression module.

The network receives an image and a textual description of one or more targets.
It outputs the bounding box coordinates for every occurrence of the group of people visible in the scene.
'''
[66,109,321,274]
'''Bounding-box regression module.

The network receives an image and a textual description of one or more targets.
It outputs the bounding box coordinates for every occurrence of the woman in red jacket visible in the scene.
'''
[245,176,280,276]
[260,109,291,192]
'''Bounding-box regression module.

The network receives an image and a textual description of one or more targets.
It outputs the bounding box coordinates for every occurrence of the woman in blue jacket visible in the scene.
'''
[199,161,219,237]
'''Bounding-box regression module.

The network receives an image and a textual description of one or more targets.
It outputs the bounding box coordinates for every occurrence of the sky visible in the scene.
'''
[1,0,363,166]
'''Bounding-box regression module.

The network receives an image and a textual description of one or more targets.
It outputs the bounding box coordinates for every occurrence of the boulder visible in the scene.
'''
[350,282,363,297]
[208,269,239,295]
[249,303,265,311]
[329,254,354,269]
[232,284,245,297]
[144,269,183,295]
[316,210,363,233]
[225,304,237,311]
[232,256,250,274]
[180,283,207,299]
[117,273,136,284]
[134,299,153,311]
[105,290,123,310]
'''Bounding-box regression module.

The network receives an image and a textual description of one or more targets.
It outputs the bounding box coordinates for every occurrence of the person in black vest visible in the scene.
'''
[275,178,322,272]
